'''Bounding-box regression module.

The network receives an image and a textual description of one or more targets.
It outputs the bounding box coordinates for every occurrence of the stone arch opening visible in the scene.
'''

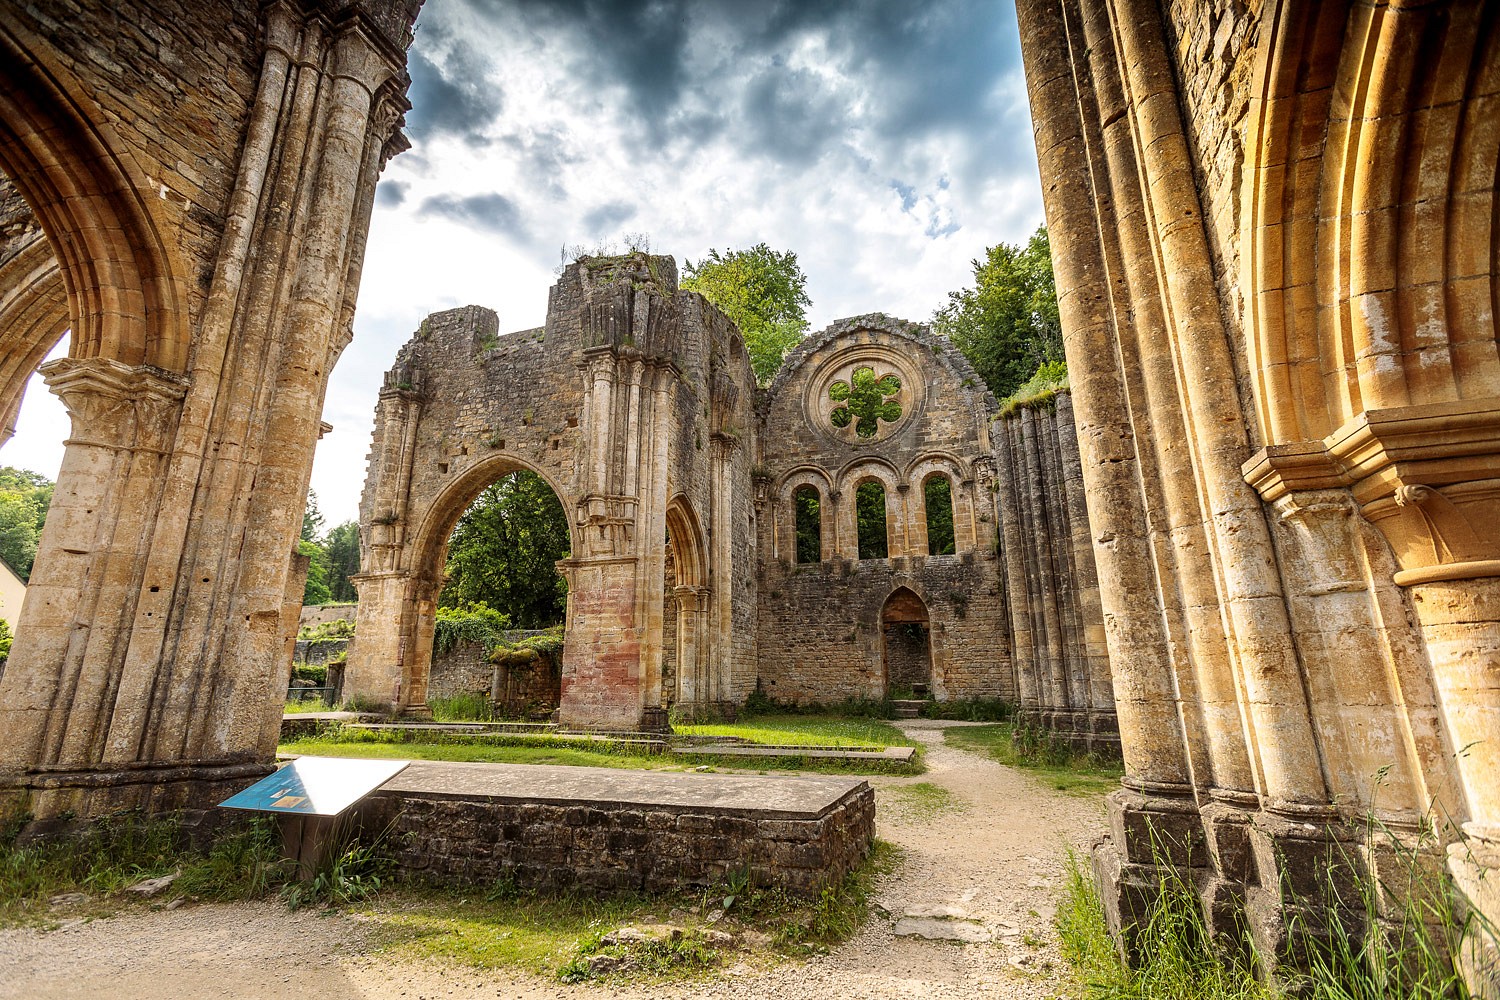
[663,497,709,708]
[922,472,956,556]
[881,586,931,698]
[389,455,577,714]
[855,478,888,560]
[793,484,822,564]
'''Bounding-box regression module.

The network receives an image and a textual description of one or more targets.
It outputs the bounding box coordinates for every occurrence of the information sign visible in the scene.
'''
[219,756,409,817]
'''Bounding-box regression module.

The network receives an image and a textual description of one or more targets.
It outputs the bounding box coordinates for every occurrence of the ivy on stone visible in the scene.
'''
[829,367,902,438]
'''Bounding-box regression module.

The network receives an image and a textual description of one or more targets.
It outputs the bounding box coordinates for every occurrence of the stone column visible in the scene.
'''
[0,358,188,778]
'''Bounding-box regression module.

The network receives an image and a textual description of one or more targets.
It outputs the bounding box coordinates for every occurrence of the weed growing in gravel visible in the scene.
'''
[944,723,1121,796]
[885,782,964,822]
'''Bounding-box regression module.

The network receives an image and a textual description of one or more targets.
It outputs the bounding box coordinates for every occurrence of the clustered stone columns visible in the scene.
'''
[994,392,1115,755]
[0,0,420,825]
[1017,0,1500,983]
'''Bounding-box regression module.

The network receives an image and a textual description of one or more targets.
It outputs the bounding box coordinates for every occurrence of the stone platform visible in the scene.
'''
[354,759,876,895]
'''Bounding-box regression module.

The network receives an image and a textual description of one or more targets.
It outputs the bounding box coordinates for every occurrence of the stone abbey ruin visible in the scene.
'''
[346,260,1110,749]
[0,0,1495,991]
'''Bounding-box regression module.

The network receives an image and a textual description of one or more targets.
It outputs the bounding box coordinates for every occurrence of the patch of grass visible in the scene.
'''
[883,782,964,822]
[1056,847,1272,999]
[430,692,494,722]
[283,699,332,714]
[944,723,1121,797]
[675,714,915,749]
[920,698,1015,722]
[368,840,902,981]
[0,813,290,925]
[279,735,676,771]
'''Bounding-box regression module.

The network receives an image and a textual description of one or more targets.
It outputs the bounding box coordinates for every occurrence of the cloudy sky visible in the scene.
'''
[7,0,1044,526]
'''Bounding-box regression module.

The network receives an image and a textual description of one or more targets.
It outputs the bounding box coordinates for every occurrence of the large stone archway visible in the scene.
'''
[346,256,760,729]
[0,0,421,827]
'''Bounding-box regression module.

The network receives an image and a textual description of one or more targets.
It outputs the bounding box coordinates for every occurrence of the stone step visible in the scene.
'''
[891,699,926,719]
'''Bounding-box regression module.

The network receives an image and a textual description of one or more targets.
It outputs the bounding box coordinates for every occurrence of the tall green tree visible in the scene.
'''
[324,521,361,603]
[932,225,1062,399]
[0,466,53,581]
[301,491,326,543]
[299,539,332,605]
[682,243,811,384]
[439,470,570,629]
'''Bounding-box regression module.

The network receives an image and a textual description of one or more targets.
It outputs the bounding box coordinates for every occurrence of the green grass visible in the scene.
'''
[0,813,288,926]
[674,714,916,749]
[280,736,676,771]
[367,840,902,981]
[943,723,1122,796]
[283,699,332,714]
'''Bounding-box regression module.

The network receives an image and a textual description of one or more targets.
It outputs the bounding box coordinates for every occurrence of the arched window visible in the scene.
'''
[793,485,822,563]
[924,474,955,555]
[855,480,888,560]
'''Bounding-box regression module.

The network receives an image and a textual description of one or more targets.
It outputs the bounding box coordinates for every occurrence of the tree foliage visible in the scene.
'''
[299,539,332,606]
[932,225,1062,399]
[0,466,53,582]
[324,521,361,603]
[439,470,570,629]
[682,243,811,384]
[794,486,821,564]
[924,476,955,556]
[855,481,888,560]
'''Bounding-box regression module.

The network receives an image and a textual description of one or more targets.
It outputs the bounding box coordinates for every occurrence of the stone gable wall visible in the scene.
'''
[754,316,1014,704]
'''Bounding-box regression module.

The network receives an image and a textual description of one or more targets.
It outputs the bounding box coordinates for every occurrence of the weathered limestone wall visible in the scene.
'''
[0,0,421,825]
[994,391,1114,753]
[1017,0,1500,982]
[348,255,759,729]
[755,316,1013,705]
[366,772,876,896]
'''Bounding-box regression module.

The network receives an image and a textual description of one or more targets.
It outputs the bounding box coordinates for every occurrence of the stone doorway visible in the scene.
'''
[881,587,931,698]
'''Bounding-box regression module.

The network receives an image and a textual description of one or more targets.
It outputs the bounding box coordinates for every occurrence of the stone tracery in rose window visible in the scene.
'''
[829,366,902,438]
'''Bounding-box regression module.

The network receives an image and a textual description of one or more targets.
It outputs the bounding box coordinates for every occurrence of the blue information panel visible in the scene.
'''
[220,756,410,817]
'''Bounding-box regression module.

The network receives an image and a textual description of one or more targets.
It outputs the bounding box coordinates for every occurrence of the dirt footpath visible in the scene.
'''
[0,721,1106,1000]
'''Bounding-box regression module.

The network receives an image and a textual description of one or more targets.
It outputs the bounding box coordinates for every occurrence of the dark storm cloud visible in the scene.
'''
[405,44,500,146]
[436,0,1023,163]
[417,192,530,242]
[376,180,409,208]
[582,200,638,234]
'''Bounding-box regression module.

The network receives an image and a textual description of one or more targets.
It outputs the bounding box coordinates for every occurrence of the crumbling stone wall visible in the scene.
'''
[348,255,759,729]
[755,316,1013,705]
[0,0,421,826]
[1017,0,1500,983]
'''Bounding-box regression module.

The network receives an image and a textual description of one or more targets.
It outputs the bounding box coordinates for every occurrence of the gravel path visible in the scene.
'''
[0,721,1106,999]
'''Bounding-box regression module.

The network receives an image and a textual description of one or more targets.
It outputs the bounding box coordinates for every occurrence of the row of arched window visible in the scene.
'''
[792,473,957,562]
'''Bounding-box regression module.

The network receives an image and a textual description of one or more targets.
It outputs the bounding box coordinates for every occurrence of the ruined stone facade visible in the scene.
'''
[347,256,761,730]
[1017,0,1500,983]
[0,0,421,825]
[351,273,1109,736]
[755,316,1013,705]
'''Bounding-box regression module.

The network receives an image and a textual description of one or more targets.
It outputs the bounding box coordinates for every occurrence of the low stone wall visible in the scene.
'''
[429,633,562,717]
[298,604,357,630]
[363,763,875,895]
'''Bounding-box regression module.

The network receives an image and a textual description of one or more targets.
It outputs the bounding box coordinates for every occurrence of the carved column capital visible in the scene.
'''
[41,357,189,453]
[1245,397,1500,587]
